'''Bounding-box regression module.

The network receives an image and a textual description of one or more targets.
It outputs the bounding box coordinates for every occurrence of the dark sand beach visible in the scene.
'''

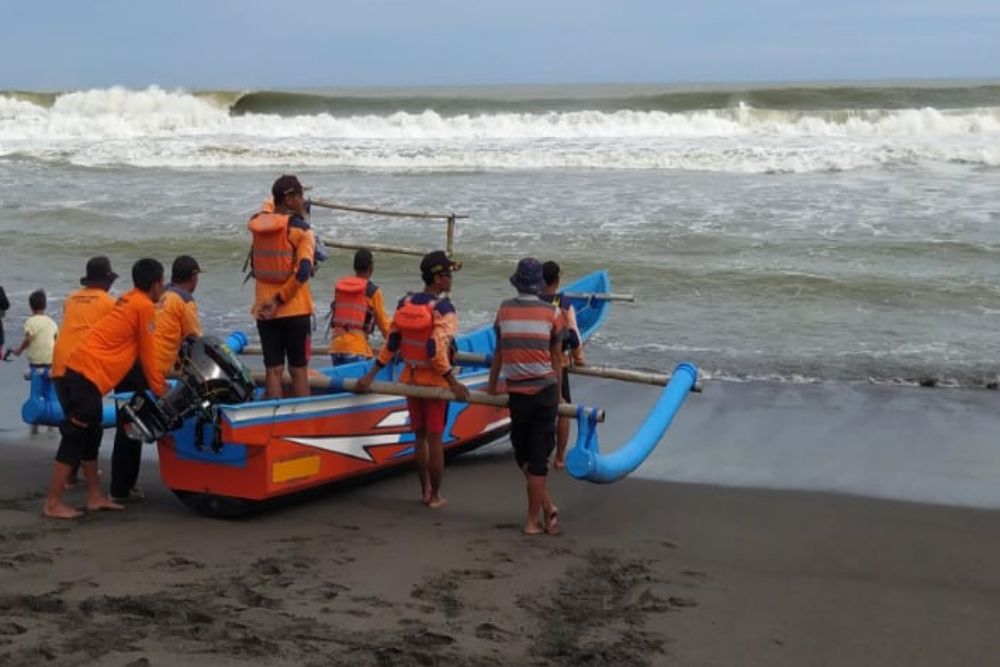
[2,376,1000,666]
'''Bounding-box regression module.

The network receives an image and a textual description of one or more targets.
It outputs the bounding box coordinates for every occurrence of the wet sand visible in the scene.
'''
[1,423,999,666]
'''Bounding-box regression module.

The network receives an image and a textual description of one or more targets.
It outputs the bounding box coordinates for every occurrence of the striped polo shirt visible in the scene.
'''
[494,294,565,395]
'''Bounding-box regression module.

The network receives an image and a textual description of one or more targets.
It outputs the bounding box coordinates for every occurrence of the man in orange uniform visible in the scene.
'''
[329,248,390,365]
[488,258,564,535]
[153,255,203,375]
[539,261,586,469]
[249,175,316,399]
[43,259,167,519]
[356,250,470,508]
[51,257,119,380]
[109,255,203,503]
[50,257,119,486]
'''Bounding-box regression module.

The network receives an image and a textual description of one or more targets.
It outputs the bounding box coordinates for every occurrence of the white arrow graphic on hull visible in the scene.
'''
[284,433,406,462]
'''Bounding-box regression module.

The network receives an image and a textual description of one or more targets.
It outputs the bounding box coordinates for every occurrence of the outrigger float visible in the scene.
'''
[20,200,700,517]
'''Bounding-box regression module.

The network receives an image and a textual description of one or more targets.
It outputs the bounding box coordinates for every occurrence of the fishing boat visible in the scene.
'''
[152,270,615,516]
[19,186,699,515]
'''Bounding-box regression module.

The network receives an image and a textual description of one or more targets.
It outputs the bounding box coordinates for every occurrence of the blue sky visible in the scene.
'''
[3,0,999,89]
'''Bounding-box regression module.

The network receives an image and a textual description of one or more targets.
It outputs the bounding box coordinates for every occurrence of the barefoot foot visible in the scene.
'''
[544,506,560,535]
[523,521,545,535]
[426,495,448,509]
[86,497,124,511]
[42,501,82,519]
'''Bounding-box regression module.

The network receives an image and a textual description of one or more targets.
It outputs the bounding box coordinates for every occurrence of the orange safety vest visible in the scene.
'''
[393,296,436,369]
[247,212,295,284]
[332,276,374,333]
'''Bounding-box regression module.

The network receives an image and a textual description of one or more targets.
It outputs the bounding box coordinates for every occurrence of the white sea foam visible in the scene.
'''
[2,87,1000,171]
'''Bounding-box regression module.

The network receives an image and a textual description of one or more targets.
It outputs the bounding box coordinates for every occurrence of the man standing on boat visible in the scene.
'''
[249,175,316,399]
[109,255,203,503]
[356,250,470,508]
[539,261,586,469]
[44,259,168,519]
[488,258,564,535]
[328,248,390,365]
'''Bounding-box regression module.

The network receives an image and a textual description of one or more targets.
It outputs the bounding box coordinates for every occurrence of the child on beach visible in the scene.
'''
[9,290,59,434]
[10,290,59,369]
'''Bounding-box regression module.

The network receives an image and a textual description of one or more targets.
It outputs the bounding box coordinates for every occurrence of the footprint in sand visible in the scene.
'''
[153,555,206,571]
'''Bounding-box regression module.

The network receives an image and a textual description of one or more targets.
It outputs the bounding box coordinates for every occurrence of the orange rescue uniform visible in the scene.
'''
[154,284,202,375]
[248,211,316,320]
[51,287,116,378]
[329,279,391,358]
[376,292,457,388]
[65,288,167,396]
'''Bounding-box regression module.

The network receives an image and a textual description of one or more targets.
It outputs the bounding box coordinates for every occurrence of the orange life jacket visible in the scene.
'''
[247,212,294,284]
[332,276,374,333]
[393,296,436,369]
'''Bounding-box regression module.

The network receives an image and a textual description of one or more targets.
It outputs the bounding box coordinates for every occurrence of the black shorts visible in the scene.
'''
[257,314,312,368]
[508,383,558,477]
[560,367,571,403]
[54,370,105,465]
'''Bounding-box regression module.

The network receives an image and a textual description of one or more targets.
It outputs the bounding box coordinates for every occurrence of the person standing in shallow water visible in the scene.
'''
[488,258,564,535]
[356,250,470,508]
[0,286,9,359]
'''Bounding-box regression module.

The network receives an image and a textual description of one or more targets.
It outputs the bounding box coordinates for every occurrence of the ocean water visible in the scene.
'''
[2,82,1000,387]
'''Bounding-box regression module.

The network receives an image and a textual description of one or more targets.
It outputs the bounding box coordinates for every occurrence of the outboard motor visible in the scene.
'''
[121,336,255,443]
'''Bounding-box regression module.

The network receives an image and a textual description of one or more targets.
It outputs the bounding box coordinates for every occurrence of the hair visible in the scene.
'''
[542,261,561,287]
[28,289,46,312]
[171,255,199,284]
[132,258,165,292]
[354,248,374,273]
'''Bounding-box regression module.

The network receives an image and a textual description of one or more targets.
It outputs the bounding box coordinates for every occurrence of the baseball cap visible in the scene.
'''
[420,250,462,278]
[271,174,306,200]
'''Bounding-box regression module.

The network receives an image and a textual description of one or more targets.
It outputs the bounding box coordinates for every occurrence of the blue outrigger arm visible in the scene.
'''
[566,362,698,484]
[21,367,116,428]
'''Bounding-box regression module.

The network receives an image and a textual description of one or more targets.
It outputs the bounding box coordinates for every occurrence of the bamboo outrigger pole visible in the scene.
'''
[249,371,605,422]
[310,198,466,257]
[562,292,636,303]
[449,352,703,392]
[235,346,700,392]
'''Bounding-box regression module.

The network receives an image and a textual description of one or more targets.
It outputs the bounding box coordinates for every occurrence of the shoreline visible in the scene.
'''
[1,435,999,666]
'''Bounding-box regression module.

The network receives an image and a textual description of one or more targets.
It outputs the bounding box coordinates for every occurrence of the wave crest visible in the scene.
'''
[2,86,1000,171]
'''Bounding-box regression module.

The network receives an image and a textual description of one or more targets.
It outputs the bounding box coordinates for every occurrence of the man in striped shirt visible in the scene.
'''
[488,258,564,535]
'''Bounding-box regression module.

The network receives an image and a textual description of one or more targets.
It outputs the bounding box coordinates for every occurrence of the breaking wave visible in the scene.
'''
[2,85,1000,171]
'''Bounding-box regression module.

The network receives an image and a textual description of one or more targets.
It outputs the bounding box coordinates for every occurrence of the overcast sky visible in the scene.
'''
[3,0,999,90]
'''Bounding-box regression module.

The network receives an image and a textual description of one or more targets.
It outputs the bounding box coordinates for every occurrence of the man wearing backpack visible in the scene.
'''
[249,175,317,398]
[356,250,470,508]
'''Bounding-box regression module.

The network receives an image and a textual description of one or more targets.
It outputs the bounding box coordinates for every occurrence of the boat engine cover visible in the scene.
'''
[122,336,255,442]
